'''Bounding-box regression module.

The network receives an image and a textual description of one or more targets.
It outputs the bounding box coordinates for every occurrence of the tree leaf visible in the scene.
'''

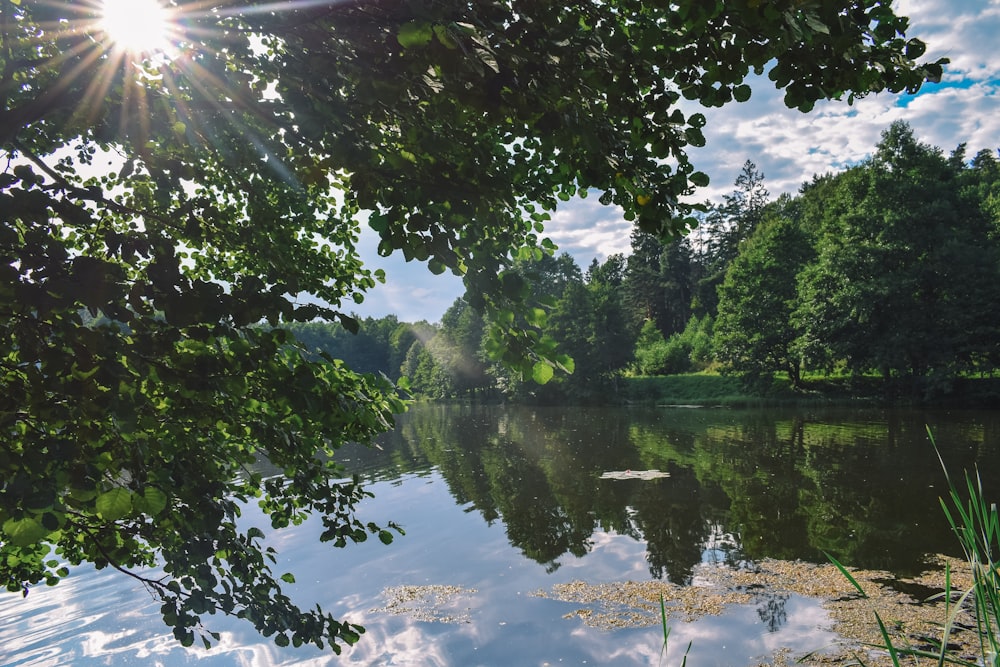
[397,22,434,48]
[95,488,134,521]
[733,84,752,102]
[134,488,168,516]
[2,517,49,547]
[689,171,711,187]
[531,361,554,385]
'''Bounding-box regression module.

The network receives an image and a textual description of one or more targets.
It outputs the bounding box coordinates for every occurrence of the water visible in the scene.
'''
[3,404,1000,666]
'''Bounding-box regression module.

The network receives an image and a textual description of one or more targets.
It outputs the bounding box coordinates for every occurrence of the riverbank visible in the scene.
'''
[620,373,1000,407]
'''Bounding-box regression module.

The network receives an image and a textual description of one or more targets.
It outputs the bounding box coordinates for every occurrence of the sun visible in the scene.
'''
[99,0,175,56]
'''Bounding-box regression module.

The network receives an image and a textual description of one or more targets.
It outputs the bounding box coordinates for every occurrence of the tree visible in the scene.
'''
[694,160,771,316]
[433,297,492,396]
[794,122,999,394]
[623,231,695,338]
[1,0,944,653]
[585,255,634,385]
[284,316,400,377]
[714,196,815,387]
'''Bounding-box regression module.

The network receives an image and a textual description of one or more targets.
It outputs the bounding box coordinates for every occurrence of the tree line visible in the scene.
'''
[317,122,1000,401]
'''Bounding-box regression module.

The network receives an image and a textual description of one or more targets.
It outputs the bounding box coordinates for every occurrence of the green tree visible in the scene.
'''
[633,319,671,376]
[693,160,771,316]
[795,122,1000,394]
[624,231,669,331]
[623,232,696,338]
[1,0,944,652]
[387,320,434,379]
[585,254,635,385]
[714,196,816,387]
[435,297,492,396]
[284,316,402,377]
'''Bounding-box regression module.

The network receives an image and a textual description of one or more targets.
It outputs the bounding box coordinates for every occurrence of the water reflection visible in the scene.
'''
[4,404,1000,666]
[343,404,1000,578]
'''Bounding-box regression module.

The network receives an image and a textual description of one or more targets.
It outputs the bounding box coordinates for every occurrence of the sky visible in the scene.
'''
[350,0,1000,324]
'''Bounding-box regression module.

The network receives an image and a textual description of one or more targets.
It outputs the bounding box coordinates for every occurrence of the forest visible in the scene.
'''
[291,122,1000,403]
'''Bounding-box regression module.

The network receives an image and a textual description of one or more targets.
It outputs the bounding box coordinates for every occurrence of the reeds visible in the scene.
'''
[934,426,1000,666]
[828,428,1000,666]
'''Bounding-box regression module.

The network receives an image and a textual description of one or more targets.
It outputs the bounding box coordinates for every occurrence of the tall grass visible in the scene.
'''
[934,427,1000,666]
[830,428,1000,666]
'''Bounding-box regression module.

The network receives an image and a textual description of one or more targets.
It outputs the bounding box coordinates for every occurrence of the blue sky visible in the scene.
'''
[350,0,1000,324]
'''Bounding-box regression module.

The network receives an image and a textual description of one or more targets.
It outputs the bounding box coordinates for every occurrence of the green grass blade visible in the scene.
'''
[826,552,869,599]
[660,592,669,646]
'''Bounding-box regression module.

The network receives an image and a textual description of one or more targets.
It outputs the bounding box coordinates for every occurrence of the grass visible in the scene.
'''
[659,592,691,667]
[623,373,753,406]
[621,373,1000,408]
[621,372,886,407]
[829,428,1000,666]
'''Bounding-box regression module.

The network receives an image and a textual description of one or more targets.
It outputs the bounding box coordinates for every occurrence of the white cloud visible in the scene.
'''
[545,197,632,263]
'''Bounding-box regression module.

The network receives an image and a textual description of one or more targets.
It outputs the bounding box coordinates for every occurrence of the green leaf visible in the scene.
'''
[280,573,296,584]
[531,361,554,385]
[95,488,134,521]
[733,84,752,102]
[555,354,575,374]
[397,22,434,49]
[433,24,458,49]
[689,171,710,187]
[2,517,49,546]
[525,307,547,327]
[684,127,706,147]
[133,487,168,516]
[802,12,830,35]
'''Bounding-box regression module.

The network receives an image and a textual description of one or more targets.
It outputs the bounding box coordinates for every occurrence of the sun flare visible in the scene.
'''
[100,0,174,56]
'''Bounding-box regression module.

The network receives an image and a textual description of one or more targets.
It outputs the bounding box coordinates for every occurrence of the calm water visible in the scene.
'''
[4,404,1000,666]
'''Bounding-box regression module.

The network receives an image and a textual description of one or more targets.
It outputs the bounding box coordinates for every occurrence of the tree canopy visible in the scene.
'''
[1,0,944,653]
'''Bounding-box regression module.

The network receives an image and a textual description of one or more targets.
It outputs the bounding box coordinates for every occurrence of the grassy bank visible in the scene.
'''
[620,373,1000,407]
[622,374,757,406]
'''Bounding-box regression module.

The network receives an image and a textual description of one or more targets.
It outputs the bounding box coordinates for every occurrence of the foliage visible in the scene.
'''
[714,196,815,388]
[623,232,696,339]
[282,316,419,380]
[622,374,748,405]
[1,0,945,652]
[634,316,714,376]
[934,433,1000,665]
[634,320,671,376]
[693,160,770,316]
[793,122,1000,394]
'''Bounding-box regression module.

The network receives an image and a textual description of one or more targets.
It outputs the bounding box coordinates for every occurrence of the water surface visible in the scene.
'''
[4,405,999,666]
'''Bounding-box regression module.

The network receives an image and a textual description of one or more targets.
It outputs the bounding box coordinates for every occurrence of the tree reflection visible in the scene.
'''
[343,405,1000,579]
[756,592,789,633]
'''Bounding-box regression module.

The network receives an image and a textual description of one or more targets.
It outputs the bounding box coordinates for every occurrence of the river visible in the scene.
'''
[3,404,1000,666]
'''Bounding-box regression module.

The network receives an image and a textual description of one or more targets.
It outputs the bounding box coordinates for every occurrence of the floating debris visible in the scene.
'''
[371,584,478,624]
[532,555,981,667]
[599,469,670,480]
